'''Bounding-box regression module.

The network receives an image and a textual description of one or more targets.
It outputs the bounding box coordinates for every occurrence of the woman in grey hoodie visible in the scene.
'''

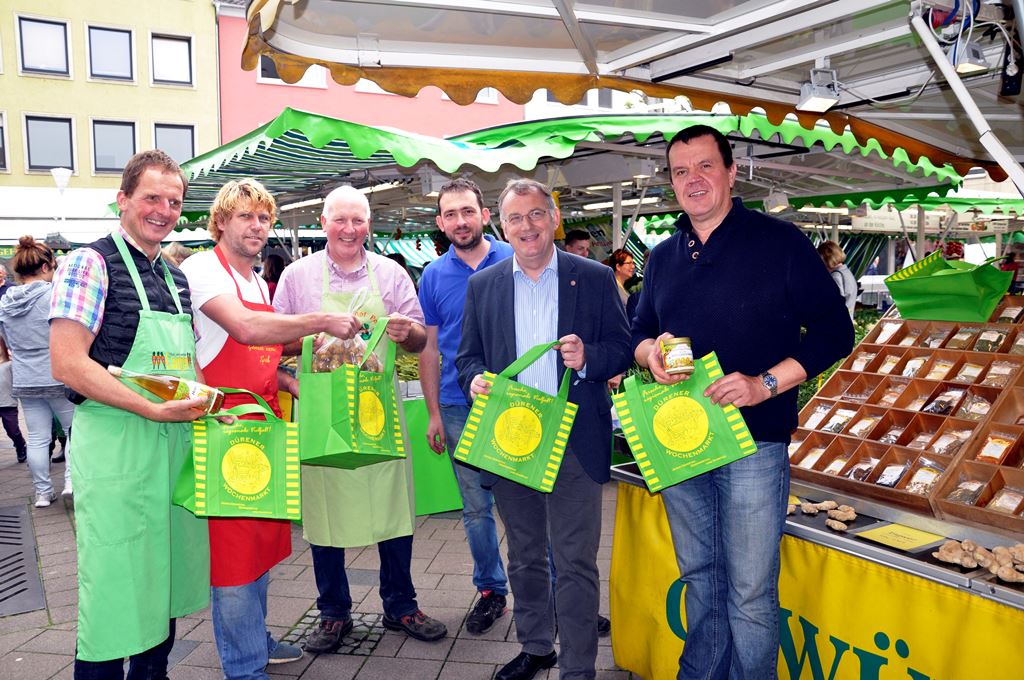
[817,240,858,317]
[0,237,74,507]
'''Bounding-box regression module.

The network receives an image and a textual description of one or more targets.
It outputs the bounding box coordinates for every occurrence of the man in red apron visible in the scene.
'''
[180,179,363,679]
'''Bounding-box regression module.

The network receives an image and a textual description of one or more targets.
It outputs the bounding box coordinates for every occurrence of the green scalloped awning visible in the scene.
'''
[178,108,964,224]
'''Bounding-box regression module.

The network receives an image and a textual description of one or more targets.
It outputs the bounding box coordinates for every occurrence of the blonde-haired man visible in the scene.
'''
[180,178,362,679]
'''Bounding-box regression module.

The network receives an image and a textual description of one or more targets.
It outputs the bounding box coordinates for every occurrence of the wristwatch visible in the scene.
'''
[759,371,778,398]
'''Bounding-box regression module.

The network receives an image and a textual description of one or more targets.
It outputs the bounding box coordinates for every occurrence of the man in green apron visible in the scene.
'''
[273,185,448,651]
[50,150,212,679]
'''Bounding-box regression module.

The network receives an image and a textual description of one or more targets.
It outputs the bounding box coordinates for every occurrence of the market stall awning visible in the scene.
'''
[180,107,964,231]
[242,0,1022,181]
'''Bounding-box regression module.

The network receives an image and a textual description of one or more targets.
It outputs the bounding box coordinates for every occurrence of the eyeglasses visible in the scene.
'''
[503,208,550,227]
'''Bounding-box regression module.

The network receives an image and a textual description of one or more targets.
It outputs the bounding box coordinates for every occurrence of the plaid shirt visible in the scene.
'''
[49,228,146,335]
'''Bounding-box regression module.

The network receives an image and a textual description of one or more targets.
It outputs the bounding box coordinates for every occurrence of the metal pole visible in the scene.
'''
[917,204,927,259]
[612,183,624,250]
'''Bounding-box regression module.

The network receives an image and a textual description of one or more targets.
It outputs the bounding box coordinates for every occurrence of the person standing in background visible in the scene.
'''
[0,237,75,506]
[0,340,27,463]
[817,240,858,317]
[0,264,13,299]
[563,229,592,258]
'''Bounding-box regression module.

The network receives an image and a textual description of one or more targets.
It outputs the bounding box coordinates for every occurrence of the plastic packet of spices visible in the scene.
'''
[946,478,985,505]
[797,448,826,470]
[845,458,879,482]
[925,358,955,381]
[906,431,936,450]
[986,487,1024,514]
[788,437,805,459]
[821,409,857,434]
[877,355,901,375]
[974,330,1006,353]
[955,393,992,421]
[850,351,876,372]
[930,429,971,456]
[997,306,1022,324]
[980,361,1016,388]
[875,322,902,344]
[905,459,945,496]
[922,388,965,415]
[952,362,984,383]
[899,330,922,347]
[847,415,879,438]
[804,404,832,430]
[976,433,1015,464]
[922,330,950,349]
[946,328,979,350]
[878,426,905,445]
[822,456,850,476]
[876,462,909,488]
[901,357,926,378]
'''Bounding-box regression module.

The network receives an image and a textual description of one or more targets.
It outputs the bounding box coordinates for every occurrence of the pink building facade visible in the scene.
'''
[215,7,525,142]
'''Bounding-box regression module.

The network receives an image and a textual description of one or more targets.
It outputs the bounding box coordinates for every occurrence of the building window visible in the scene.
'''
[89,27,132,80]
[597,88,614,109]
[151,35,191,84]
[546,89,560,103]
[26,115,73,171]
[0,114,7,170]
[155,124,194,163]
[93,121,135,172]
[257,55,326,88]
[19,18,69,75]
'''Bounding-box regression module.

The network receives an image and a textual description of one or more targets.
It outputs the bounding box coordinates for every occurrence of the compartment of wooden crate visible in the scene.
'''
[916,381,967,415]
[843,374,883,404]
[926,417,978,458]
[991,296,1024,325]
[790,431,836,470]
[842,345,884,372]
[792,435,857,479]
[948,353,990,384]
[798,398,839,430]
[865,319,906,345]
[989,388,1024,427]
[936,467,1024,534]
[866,409,915,446]
[919,322,958,349]
[893,347,932,379]
[893,379,942,412]
[816,371,859,399]
[944,326,983,350]
[919,349,965,382]
[868,376,913,408]
[972,324,1015,353]
[1007,328,1024,356]
[868,347,907,375]
[931,460,997,518]
[845,446,935,513]
[897,413,947,451]
[964,424,1023,466]
[954,384,1001,422]
[788,428,813,460]
[843,405,888,440]
[897,452,953,498]
[978,354,1022,388]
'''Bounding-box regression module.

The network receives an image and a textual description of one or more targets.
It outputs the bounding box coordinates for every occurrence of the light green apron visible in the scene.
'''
[300,254,416,547]
[71,232,210,661]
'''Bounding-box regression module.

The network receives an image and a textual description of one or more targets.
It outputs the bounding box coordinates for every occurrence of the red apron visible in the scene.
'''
[202,246,291,587]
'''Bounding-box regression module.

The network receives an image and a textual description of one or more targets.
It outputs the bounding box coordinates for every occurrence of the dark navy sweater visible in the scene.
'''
[631,198,854,443]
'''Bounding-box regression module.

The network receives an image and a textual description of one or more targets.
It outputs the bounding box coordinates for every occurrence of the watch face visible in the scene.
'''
[762,373,777,392]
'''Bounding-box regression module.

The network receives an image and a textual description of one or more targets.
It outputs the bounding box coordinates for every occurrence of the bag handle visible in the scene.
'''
[301,335,315,374]
[212,387,282,422]
[359,316,393,366]
[499,341,560,379]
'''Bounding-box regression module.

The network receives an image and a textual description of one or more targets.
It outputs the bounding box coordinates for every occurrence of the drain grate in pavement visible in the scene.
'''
[0,504,46,617]
[282,607,383,655]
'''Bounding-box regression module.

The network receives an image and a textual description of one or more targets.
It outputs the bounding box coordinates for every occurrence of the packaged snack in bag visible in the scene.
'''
[974,329,1007,353]
[925,358,955,381]
[1011,334,1024,356]
[797,447,826,470]
[901,357,927,377]
[946,478,986,505]
[821,409,857,434]
[906,431,936,450]
[922,330,950,349]
[822,456,849,476]
[955,392,992,421]
[850,351,876,372]
[845,457,879,481]
[787,436,804,459]
[997,306,1023,324]
[875,322,902,344]
[986,487,1024,514]
[905,458,945,495]
[804,403,832,429]
[878,426,905,445]
[876,462,909,487]
[980,360,1016,387]
[922,388,965,415]
[877,355,901,375]
[952,362,984,383]
[930,429,971,456]
[877,380,909,406]
[946,327,979,350]
[899,330,922,347]
[976,432,1015,464]
[847,415,879,438]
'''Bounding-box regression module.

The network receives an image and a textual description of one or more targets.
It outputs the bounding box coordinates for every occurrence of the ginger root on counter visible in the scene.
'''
[787,504,796,516]
[995,564,1024,583]
[827,505,857,522]
[815,500,838,511]
[933,540,978,569]
[933,539,1024,583]
[800,503,819,515]
[825,519,848,532]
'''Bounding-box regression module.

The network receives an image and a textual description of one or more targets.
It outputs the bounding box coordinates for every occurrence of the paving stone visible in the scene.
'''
[416,589,476,610]
[0,629,40,658]
[266,595,316,628]
[268,578,319,599]
[300,653,367,680]
[48,604,78,625]
[265,650,314,676]
[354,656,443,679]
[437,661,499,680]
[289,548,314,566]
[176,640,221,668]
[270,563,307,580]
[436,574,478,592]
[169,666,222,680]
[182,619,215,642]
[419,517,461,533]
[427,551,475,575]
[0,611,52,635]
[14,628,75,655]
[44,588,77,609]
[411,572,443,590]
[396,634,453,660]
[439,539,473,555]
[40,549,77,567]
[367,631,404,657]
[430,529,469,542]
[0,651,72,680]
[447,638,522,664]
[411,538,445,560]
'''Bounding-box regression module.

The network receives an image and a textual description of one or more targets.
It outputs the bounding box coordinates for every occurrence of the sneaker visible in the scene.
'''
[382,610,447,642]
[267,641,303,664]
[61,481,73,498]
[34,491,57,508]
[303,617,352,654]
[597,615,611,637]
[465,590,507,635]
[16,449,26,463]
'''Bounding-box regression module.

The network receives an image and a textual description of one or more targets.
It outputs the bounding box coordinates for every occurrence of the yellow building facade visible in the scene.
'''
[0,0,218,189]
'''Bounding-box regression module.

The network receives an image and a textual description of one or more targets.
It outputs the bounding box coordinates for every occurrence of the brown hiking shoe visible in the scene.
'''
[382,609,447,641]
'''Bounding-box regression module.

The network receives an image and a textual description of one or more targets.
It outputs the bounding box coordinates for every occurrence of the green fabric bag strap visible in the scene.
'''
[213,387,282,422]
[301,335,315,375]
[358,316,395,374]
[496,341,572,401]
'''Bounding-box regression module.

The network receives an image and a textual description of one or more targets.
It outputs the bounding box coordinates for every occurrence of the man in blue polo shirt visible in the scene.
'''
[418,177,513,634]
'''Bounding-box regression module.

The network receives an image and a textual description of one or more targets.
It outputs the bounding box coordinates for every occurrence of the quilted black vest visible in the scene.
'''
[86,234,193,370]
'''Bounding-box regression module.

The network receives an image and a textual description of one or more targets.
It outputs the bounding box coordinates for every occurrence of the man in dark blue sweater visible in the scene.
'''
[632,125,853,679]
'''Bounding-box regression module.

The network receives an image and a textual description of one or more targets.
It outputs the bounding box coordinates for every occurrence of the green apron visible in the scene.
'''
[71,232,210,661]
[300,254,416,547]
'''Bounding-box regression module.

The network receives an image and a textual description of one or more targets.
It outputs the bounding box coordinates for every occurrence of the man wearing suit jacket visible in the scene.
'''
[457,178,631,680]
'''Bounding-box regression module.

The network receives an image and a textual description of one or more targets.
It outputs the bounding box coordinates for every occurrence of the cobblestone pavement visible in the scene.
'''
[0,434,636,679]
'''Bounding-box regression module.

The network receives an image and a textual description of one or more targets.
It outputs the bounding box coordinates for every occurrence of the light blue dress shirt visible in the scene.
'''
[512,248,559,395]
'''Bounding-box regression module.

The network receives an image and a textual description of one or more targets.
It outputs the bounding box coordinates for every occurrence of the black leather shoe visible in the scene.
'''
[496,651,557,680]
[598,615,611,637]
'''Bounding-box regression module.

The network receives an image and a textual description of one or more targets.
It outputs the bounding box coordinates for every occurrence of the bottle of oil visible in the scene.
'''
[107,365,225,415]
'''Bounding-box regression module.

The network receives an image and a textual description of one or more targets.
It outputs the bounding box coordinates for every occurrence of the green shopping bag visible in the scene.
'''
[453,342,578,493]
[611,352,757,493]
[174,388,301,520]
[298,317,407,469]
[885,251,1012,322]
[405,397,463,516]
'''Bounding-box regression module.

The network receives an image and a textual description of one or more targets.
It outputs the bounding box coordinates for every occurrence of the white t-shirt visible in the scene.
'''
[180,250,272,368]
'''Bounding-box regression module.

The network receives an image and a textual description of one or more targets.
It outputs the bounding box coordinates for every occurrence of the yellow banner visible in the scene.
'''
[611,482,1024,680]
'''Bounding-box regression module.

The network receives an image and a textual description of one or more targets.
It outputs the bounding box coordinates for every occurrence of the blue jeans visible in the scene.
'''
[20,395,75,495]
[311,536,417,620]
[660,441,789,680]
[211,572,279,680]
[74,620,175,679]
[440,403,508,596]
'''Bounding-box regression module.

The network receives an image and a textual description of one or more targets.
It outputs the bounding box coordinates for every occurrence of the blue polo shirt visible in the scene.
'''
[419,235,514,405]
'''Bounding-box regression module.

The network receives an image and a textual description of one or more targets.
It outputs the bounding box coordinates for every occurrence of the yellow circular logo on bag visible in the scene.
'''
[221,443,272,495]
[494,407,542,458]
[653,396,709,452]
[359,391,385,436]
